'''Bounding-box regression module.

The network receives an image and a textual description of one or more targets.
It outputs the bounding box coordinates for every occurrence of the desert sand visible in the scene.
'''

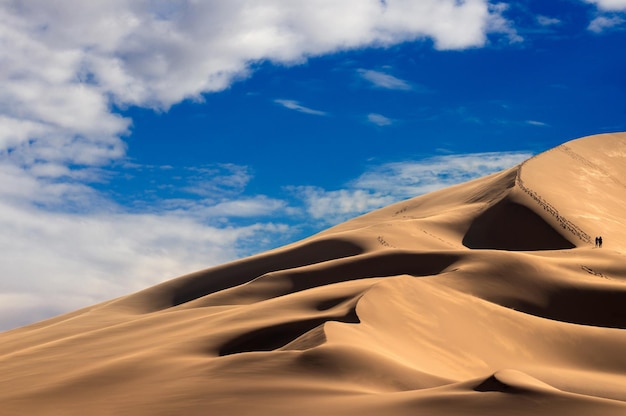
[2,132,626,415]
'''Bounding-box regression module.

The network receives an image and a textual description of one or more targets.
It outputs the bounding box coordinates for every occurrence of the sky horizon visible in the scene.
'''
[1,0,625,330]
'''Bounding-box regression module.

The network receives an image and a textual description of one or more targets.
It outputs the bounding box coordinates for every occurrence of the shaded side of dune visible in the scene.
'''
[463,195,576,250]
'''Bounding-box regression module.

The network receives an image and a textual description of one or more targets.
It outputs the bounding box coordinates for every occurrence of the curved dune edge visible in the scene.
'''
[1,133,626,415]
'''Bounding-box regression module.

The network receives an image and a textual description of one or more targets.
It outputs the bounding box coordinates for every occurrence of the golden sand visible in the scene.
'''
[2,132,626,415]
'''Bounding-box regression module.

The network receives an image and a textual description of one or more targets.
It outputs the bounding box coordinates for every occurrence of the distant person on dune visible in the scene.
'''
[599,236,603,248]
[595,236,599,247]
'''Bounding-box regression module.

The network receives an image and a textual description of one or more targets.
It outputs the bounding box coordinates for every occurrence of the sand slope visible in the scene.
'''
[2,132,626,415]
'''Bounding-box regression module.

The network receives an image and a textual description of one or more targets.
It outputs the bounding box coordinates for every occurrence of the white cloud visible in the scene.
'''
[359,69,412,90]
[162,196,288,219]
[274,99,327,116]
[0,198,289,331]
[536,15,562,26]
[588,15,625,32]
[0,0,517,165]
[584,0,626,32]
[354,152,532,196]
[294,151,532,224]
[0,159,294,331]
[0,163,111,212]
[526,120,549,127]
[201,197,287,218]
[485,3,524,43]
[180,164,253,198]
[585,0,626,11]
[294,187,396,223]
[368,113,394,126]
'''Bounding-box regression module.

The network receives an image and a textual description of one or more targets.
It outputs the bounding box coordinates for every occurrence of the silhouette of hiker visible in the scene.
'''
[595,236,599,247]
[599,236,603,248]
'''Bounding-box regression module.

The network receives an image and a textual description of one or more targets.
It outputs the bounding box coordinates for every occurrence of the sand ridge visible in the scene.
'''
[1,132,626,415]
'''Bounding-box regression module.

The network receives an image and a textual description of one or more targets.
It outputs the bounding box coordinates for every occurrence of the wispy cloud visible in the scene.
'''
[367,113,393,126]
[536,15,562,26]
[181,164,252,198]
[358,69,412,91]
[526,120,550,127]
[453,106,484,124]
[588,15,625,32]
[293,151,533,225]
[584,0,626,32]
[486,3,524,43]
[274,99,327,116]
[353,152,533,197]
[293,187,395,223]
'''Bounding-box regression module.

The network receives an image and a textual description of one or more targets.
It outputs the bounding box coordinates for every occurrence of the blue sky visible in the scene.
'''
[1,0,625,330]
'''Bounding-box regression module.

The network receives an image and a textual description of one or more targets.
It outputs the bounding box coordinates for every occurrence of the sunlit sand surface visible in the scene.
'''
[2,132,626,415]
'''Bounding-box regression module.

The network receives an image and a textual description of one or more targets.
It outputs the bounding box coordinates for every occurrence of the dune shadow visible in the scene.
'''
[217,309,359,356]
[463,197,575,251]
[166,238,365,308]
[316,296,355,311]
[269,251,462,296]
[513,286,626,329]
[474,374,521,394]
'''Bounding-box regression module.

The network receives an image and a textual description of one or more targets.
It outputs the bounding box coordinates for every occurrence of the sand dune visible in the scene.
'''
[2,132,626,415]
